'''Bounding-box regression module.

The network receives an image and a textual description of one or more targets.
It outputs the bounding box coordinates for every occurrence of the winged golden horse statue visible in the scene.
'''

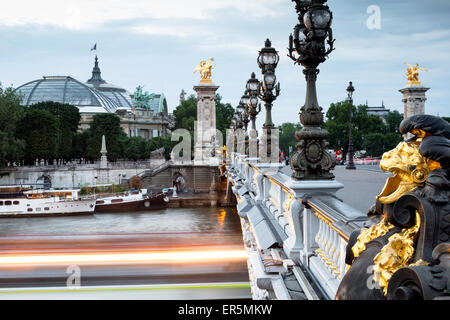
[194,58,215,83]
[404,62,428,86]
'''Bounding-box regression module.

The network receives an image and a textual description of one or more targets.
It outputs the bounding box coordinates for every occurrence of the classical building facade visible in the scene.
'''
[15,56,173,140]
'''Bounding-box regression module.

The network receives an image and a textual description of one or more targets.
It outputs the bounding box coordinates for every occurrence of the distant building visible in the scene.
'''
[15,56,173,140]
[362,100,396,125]
[365,100,390,118]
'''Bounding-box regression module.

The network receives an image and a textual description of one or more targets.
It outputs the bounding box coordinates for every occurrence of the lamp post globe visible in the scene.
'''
[246,72,260,96]
[257,39,280,73]
[246,73,261,132]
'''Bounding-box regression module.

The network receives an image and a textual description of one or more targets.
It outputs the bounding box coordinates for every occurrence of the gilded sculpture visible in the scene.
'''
[193,58,215,84]
[404,62,428,86]
[336,114,450,300]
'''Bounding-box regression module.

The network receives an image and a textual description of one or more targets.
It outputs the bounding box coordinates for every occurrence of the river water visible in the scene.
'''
[0,207,242,236]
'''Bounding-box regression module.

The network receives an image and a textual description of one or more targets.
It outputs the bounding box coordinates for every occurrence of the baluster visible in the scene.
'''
[319,219,330,263]
[324,227,334,271]
[338,238,347,279]
[315,215,324,254]
[328,230,340,276]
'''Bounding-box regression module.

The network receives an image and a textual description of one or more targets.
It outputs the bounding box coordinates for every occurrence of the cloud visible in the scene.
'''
[0,0,287,30]
[333,29,450,66]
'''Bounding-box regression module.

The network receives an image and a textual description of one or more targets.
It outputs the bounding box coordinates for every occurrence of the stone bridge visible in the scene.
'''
[226,152,450,300]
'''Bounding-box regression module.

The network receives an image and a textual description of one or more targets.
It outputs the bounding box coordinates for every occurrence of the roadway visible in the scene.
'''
[0,233,251,299]
[281,164,390,213]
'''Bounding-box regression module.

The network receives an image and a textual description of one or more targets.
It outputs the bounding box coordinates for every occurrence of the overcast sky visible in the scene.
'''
[1,0,449,128]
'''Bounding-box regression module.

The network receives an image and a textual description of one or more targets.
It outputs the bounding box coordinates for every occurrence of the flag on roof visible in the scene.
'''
[90,43,97,51]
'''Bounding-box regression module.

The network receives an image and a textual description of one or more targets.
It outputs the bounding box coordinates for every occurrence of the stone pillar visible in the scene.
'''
[100,135,108,169]
[98,135,109,184]
[194,83,220,164]
[399,84,429,119]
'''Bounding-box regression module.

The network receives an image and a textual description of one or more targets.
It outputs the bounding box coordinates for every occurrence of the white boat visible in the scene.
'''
[0,186,96,217]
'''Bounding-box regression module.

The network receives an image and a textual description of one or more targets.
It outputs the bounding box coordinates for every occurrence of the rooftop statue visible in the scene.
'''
[404,62,428,86]
[336,114,450,300]
[133,85,154,109]
[193,58,215,84]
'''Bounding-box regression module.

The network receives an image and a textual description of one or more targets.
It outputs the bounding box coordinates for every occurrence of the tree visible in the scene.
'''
[0,85,25,167]
[278,122,302,156]
[215,94,235,137]
[124,136,147,161]
[146,136,177,160]
[18,109,59,164]
[385,110,403,133]
[71,129,91,163]
[442,117,450,123]
[173,94,197,132]
[86,113,127,161]
[363,133,386,157]
[324,101,400,157]
[29,101,80,163]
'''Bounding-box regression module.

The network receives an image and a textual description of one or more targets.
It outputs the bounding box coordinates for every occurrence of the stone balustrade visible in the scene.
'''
[227,153,368,299]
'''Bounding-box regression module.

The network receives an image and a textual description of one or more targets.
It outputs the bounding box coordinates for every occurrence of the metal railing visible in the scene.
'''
[226,153,367,300]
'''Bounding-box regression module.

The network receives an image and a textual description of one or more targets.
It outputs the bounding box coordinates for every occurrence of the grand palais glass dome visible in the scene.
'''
[15,76,120,113]
[15,56,134,114]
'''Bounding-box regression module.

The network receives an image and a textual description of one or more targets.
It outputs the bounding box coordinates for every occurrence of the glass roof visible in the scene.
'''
[15,76,119,113]
[100,90,133,108]
[147,94,168,114]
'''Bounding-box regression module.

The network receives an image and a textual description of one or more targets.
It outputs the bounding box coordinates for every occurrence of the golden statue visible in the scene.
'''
[336,115,450,300]
[349,134,443,295]
[194,58,215,84]
[404,62,428,86]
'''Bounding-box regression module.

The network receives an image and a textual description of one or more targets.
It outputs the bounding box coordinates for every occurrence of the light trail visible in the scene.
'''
[0,249,247,265]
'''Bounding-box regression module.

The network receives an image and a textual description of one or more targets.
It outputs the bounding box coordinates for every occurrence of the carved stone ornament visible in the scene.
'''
[336,115,450,300]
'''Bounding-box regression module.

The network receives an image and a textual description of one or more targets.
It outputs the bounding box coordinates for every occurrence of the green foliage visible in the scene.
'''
[215,94,235,137]
[124,136,147,161]
[363,133,387,157]
[0,85,26,166]
[173,94,197,132]
[146,135,178,160]
[385,110,403,133]
[442,117,450,123]
[324,101,404,157]
[86,113,127,161]
[18,108,59,162]
[28,101,80,162]
[278,122,302,155]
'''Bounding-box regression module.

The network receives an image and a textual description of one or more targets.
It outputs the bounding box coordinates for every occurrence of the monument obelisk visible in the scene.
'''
[193,58,220,164]
[399,63,429,119]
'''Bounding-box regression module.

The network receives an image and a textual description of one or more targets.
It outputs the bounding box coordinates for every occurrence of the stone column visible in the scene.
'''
[194,83,220,164]
[100,135,108,169]
[98,135,109,184]
[399,84,429,119]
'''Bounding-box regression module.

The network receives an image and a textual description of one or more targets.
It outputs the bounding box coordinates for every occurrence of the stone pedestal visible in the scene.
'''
[194,82,220,164]
[399,84,429,119]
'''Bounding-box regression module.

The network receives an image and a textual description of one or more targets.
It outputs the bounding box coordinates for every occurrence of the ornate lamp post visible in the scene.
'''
[257,39,281,157]
[236,103,245,128]
[288,0,336,180]
[240,94,250,155]
[246,73,261,132]
[231,103,245,152]
[345,81,356,170]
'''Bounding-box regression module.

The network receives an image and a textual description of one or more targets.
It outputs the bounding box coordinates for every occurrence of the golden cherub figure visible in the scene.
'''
[404,62,428,86]
[194,58,214,83]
